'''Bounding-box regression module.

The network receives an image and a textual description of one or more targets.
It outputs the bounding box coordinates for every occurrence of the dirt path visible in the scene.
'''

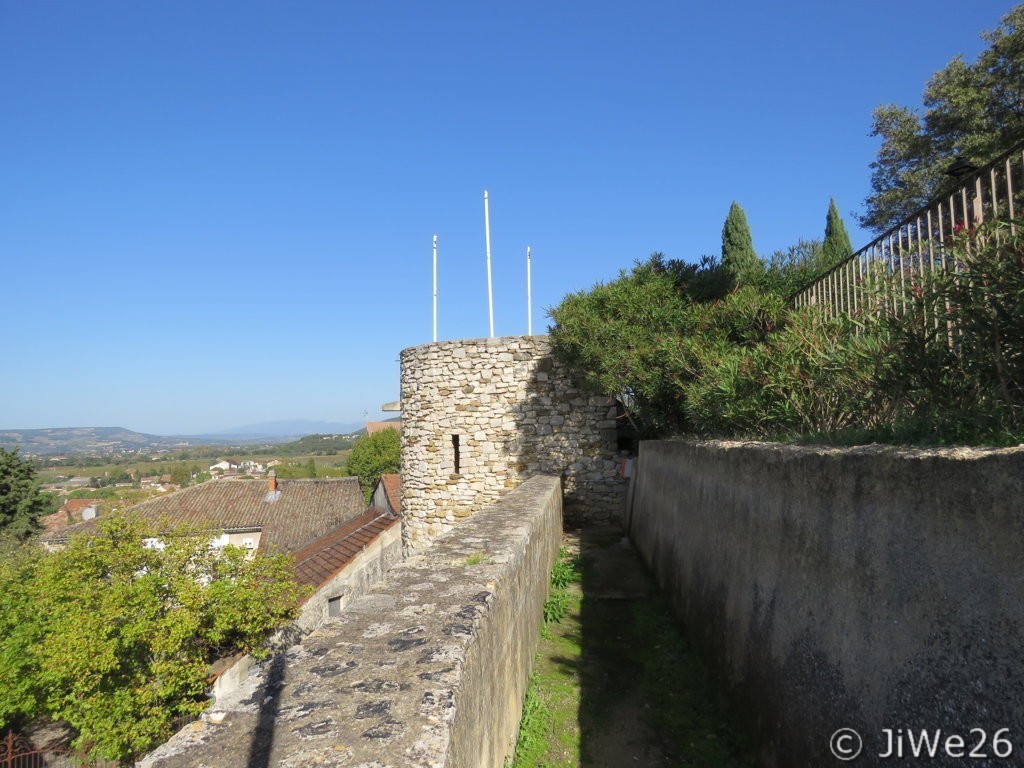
[510,527,754,768]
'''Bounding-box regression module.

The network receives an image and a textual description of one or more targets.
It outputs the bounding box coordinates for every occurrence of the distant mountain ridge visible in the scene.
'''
[0,427,201,456]
[0,421,368,457]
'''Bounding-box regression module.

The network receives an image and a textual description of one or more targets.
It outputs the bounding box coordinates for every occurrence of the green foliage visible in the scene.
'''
[862,5,1024,232]
[0,448,56,539]
[273,460,318,479]
[0,539,45,729]
[549,548,581,589]
[345,429,400,503]
[543,548,581,625]
[867,218,1024,443]
[169,464,191,486]
[282,433,356,455]
[549,258,693,436]
[756,239,831,297]
[0,517,307,762]
[685,308,884,439]
[508,681,553,768]
[550,216,1022,445]
[721,202,762,285]
[822,198,853,267]
[512,530,755,767]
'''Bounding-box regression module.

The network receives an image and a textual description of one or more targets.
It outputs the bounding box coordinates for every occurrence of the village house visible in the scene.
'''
[41,474,368,557]
[39,498,102,537]
[370,473,401,517]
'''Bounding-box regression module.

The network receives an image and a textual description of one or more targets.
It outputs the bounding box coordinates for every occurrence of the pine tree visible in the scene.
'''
[822,198,853,267]
[0,448,55,539]
[721,202,760,284]
[860,6,1024,231]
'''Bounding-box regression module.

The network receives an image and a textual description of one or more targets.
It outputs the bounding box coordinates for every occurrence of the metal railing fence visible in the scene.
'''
[792,141,1024,316]
[0,731,119,768]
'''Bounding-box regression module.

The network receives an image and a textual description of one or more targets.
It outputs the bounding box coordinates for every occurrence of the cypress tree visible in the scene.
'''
[721,201,760,284]
[822,198,853,266]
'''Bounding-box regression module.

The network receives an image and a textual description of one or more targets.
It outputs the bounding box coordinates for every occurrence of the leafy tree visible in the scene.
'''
[0,448,57,538]
[305,457,317,478]
[550,258,691,436]
[0,516,307,762]
[169,464,191,486]
[0,538,45,729]
[721,202,761,285]
[861,5,1024,232]
[822,198,853,267]
[345,429,400,503]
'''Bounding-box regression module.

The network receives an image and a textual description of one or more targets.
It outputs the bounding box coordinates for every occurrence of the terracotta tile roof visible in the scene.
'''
[42,498,103,535]
[290,509,399,590]
[60,498,103,516]
[379,473,401,514]
[365,421,400,434]
[40,478,366,555]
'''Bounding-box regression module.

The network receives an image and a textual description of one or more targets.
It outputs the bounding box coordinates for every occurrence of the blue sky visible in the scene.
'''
[1,1,1014,435]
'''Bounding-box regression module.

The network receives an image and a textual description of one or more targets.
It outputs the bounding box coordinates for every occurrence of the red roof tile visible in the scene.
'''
[290,509,399,590]
[41,478,366,555]
[60,498,103,515]
[379,473,401,513]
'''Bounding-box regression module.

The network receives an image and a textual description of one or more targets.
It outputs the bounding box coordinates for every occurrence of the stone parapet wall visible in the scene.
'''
[210,519,402,703]
[400,335,626,550]
[142,475,563,768]
[629,440,1024,767]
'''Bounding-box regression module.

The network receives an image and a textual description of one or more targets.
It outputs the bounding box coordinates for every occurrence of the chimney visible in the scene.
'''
[268,470,278,493]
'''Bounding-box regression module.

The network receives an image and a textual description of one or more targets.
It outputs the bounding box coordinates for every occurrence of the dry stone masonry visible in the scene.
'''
[400,335,627,550]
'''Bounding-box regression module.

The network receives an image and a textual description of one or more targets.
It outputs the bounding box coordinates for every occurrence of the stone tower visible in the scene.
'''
[399,335,627,550]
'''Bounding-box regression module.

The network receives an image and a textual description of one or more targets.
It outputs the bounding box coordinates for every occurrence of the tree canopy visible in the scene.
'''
[720,202,761,284]
[345,429,400,503]
[0,448,56,539]
[0,517,306,762]
[822,198,853,267]
[861,5,1024,232]
[549,219,1024,445]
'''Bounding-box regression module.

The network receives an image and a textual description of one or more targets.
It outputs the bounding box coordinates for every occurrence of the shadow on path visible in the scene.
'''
[245,652,287,768]
[563,526,755,767]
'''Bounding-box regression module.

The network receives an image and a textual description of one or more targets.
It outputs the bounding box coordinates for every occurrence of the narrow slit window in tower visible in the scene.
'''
[452,434,461,475]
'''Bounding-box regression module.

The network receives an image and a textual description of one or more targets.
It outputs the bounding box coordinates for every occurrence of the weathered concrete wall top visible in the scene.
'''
[629,440,1024,768]
[401,334,627,550]
[142,474,563,768]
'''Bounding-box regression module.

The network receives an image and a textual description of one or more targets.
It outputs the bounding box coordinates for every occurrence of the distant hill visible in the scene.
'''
[0,420,372,457]
[0,427,217,457]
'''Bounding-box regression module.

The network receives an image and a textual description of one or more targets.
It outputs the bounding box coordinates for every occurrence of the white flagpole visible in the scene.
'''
[526,245,532,335]
[484,190,494,337]
[432,234,438,343]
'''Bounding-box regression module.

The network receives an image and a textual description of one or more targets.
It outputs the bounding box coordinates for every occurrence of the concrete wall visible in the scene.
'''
[143,475,563,768]
[629,440,1024,767]
[401,334,627,550]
